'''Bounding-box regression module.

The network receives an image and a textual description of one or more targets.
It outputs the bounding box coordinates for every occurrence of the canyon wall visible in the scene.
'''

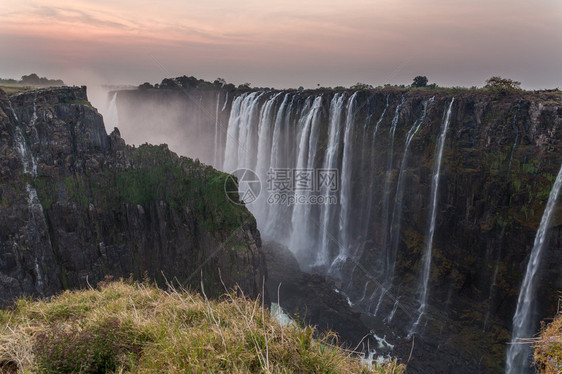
[0,86,266,306]
[116,87,562,373]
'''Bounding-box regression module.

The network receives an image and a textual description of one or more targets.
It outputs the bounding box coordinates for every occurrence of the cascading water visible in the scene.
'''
[290,97,323,254]
[8,96,50,295]
[218,91,560,372]
[358,95,389,260]
[214,92,220,167]
[9,97,38,177]
[317,93,346,267]
[254,93,283,226]
[379,97,405,269]
[386,97,433,285]
[410,97,454,336]
[333,92,358,269]
[105,92,119,129]
[365,96,404,312]
[223,94,245,172]
[505,163,562,374]
[263,94,296,242]
[236,92,263,170]
[105,86,561,373]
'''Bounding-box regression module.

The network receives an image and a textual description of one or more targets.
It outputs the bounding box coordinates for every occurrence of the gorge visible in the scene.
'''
[114,84,561,373]
[0,83,560,373]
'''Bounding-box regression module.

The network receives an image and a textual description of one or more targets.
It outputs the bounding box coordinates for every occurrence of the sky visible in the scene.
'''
[1,0,561,90]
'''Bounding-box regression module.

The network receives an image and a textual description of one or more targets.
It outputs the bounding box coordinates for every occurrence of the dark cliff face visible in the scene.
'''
[0,86,266,306]
[116,87,561,373]
[341,91,561,373]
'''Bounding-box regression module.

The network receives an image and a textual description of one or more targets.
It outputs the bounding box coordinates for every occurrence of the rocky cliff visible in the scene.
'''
[0,86,266,306]
[115,86,561,373]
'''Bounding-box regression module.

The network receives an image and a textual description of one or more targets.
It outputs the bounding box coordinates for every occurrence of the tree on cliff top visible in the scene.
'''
[20,73,64,86]
[485,76,521,96]
[412,75,428,87]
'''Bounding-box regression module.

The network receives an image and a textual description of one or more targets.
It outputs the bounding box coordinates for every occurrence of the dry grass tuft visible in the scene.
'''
[534,299,562,374]
[0,281,405,373]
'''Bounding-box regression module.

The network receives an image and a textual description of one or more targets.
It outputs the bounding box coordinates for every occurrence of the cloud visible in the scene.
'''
[0,0,560,89]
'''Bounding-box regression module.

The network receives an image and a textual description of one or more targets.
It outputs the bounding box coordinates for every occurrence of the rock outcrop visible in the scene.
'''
[0,86,266,306]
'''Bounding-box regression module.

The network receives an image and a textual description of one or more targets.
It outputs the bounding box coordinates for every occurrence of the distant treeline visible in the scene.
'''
[137,74,440,92]
[0,73,65,86]
[138,76,253,91]
[138,75,559,94]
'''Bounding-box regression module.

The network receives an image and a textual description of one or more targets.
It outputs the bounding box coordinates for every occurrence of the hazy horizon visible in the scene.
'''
[1,1,561,90]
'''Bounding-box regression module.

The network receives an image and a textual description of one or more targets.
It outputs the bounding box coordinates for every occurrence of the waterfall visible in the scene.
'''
[106,92,119,129]
[386,97,433,284]
[236,92,263,170]
[263,94,295,242]
[221,92,229,111]
[26,184,46,292]
[213,92,220,168]
[254,93,283,225]
[505,163,562,374]
[223,94,245,172]
[9,98,38,177]
[9,97,49,294]
[290,96,323,253]
[358,95,389,259]
[333,92,358,269]
[363,96,404,306]
[316,93,346,267]
[379,96,405,272]
[410,97,454,336]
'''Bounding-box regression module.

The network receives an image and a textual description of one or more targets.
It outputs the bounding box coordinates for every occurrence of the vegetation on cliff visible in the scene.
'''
[534,302,562,373]
[0,74,65,93]
[0,281,404,373]
[0,86,265,308]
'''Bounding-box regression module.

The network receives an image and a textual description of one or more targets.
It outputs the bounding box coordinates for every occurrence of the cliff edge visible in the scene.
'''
[0,86,266,305]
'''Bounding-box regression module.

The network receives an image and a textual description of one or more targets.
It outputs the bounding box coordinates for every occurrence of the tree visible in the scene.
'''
[350,82,373,90]
[214,78,226,88]
[20,73,64,86]
[138,82,154,89]
[412,76,428,88]
[21,73,41,84]
[485,76,521,94]
[159,78,177,89]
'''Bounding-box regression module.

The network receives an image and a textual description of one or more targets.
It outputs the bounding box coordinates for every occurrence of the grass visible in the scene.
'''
[0,280,405,373]
[0,85,34,94]
[534,299,562,374]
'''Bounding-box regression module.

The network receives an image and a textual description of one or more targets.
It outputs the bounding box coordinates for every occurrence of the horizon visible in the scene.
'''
[1,1,561,90]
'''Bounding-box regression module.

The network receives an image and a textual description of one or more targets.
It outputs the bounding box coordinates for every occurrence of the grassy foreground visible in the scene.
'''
[534,305,562,374]
[0,281,404,373]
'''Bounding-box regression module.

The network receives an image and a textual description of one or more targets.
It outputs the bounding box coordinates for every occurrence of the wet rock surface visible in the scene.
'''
[0,86,266,306]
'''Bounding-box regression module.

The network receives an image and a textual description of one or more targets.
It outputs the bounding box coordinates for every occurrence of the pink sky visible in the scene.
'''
[1,0,561,89]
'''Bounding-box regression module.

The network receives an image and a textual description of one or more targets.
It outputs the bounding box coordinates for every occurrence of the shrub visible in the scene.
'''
[485,76,521,96]
[534,303,562,374]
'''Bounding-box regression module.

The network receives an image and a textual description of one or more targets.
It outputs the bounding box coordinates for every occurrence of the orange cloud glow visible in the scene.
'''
[0,0,561,89]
